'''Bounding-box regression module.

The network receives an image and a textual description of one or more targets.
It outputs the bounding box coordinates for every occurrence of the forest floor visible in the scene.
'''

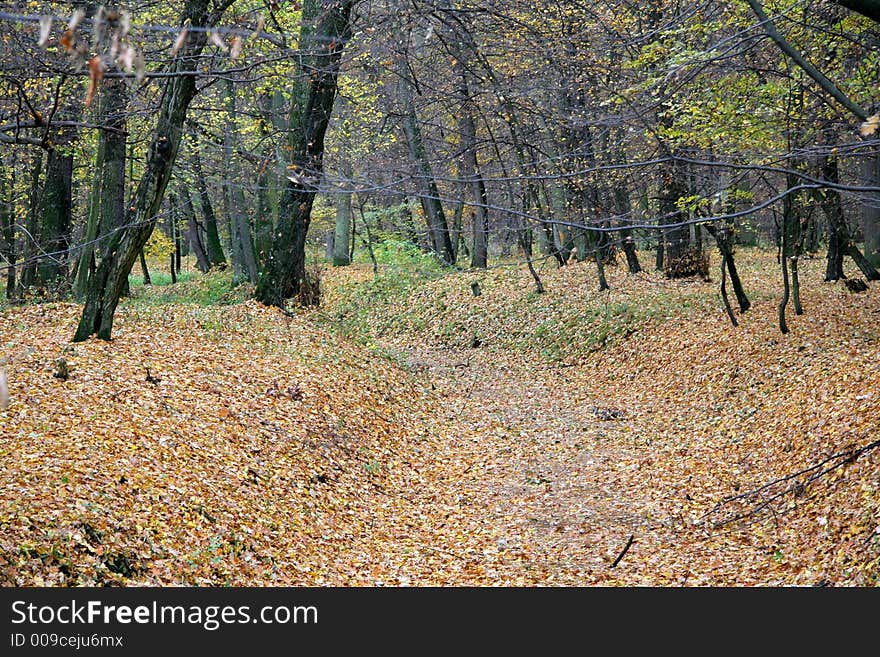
[1,249,878,585]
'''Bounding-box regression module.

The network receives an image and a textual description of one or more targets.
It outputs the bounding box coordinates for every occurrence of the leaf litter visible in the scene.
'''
[1,250,878,586]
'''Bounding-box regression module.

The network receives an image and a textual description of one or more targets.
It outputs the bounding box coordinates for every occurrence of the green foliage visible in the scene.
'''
[358,237,446,275]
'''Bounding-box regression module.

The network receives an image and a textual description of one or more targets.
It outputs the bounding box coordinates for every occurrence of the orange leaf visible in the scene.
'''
[85,56,105,108]
[59,30,74,53]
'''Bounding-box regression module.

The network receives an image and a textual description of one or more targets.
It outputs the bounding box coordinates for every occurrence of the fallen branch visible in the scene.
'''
[701,438,880,527]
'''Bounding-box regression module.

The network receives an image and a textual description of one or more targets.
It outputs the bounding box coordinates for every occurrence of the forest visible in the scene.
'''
[0,0,878,587]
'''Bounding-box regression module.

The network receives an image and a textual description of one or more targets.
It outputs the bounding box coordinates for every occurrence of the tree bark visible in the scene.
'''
[704,222,750,313]
[74,55,128,299]
[0,158,14,299]
[190,148,226,267]
[815,148,880,281]
[399,75,456,265]
[223,78,258,285]
[441,16,490,269]
[38,117,74,286]
[333,158,353,266]
[783,172,803,314]
[74,0,223,341]
[180,184,210,273]
[860,152,880,267]
[658,155,690,273]
[19,151,42,291]
[255,0,354,308]
[139,248,151,286]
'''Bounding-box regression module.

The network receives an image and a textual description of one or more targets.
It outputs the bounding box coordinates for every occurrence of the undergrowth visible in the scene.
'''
[316,248,751,363]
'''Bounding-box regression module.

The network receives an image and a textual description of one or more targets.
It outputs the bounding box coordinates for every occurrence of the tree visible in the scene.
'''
[74,0,231,341]
[746,0,880,278]
[255,0,355,308]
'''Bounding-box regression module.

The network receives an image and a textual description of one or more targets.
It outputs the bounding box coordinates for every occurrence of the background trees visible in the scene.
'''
[0,0,877,337]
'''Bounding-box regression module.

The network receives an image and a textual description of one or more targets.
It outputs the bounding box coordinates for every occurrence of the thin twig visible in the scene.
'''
[611,534,635,568]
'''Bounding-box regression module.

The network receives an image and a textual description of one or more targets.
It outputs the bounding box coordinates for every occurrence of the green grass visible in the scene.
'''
[127,268,247,307]
[129,270,200,288]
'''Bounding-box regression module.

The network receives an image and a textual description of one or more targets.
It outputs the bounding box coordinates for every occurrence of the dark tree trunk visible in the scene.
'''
[191,148,226,267]
[255,157,275,270]
[446,30,489,269]
[518,227,545,294]
[255,0,354,307]
[167,192,179,282]
[860,152,880,267]
[37,138,73,286]
[779,209,791,335]
[614,177,642,274]
[815,149,880,281]
[19,151,42,291]
[36,74,80,290]
[75,66,128,299]
[400,86,455,265]
[704,222,750,313]
[658,155,690,273]
[605,108,641,274]
[783,172,803,314]
[139,248,151,286]
[255,91,286,271]
[74,0,221,341]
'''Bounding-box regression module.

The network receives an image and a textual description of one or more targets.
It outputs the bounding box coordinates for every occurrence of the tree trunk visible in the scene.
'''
[860,152,880,268]
[74,0,221,341]
[0,158,14,299]
[19,151,42,291]
[223,78,258,284]
[191,148,226,267]
[448,41,489,269]
[704,222,750,313]
[38,130,74,286]
[255,0,354,308]
[658,155,690,273]
[779,210,791,335]
[74,139,104,299]
[180,184,210,273]
[783,172,803,314]
[333,191,353,267]
[167,192,179,283]
[255,157,275,270]
[75,12,128,299]
[399,80,455,265]
[816,148,880,281]
[139,248,151,286]
[333,159,352,266]
[255,91,286,271]
[614,181,642,274]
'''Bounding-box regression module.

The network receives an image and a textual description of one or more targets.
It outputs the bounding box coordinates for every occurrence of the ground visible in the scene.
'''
[1,249,878,585]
